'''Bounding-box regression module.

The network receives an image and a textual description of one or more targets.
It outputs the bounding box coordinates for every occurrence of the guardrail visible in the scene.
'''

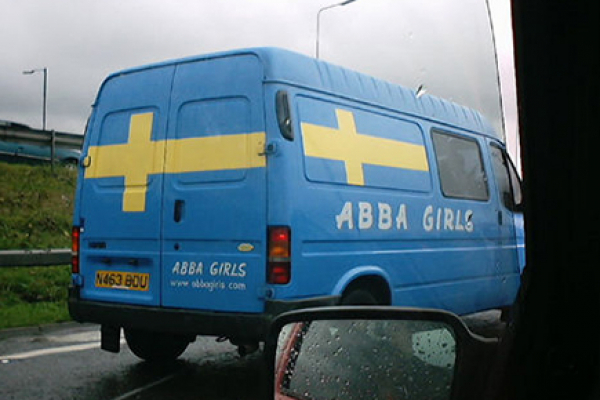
[0,127,83,150]
[0,124,83,170]
[0,249,71,268]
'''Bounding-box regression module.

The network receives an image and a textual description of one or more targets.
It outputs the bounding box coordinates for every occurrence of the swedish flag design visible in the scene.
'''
[299,99,431,192]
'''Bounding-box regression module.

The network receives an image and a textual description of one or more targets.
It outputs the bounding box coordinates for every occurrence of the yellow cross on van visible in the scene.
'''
[301,109,430,186]
[84,112,266,212]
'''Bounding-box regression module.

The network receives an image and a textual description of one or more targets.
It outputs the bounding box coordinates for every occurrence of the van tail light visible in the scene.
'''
[72,226,81,274]
[268,226,291,284]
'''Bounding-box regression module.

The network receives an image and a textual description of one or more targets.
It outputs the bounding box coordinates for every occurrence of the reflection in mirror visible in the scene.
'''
[275,319,456,400]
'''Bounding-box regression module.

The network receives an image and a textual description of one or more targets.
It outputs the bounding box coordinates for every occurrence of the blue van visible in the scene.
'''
[69,47,523,361]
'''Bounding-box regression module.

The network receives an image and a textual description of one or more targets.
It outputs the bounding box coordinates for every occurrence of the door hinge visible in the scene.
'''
[259,141,278,156]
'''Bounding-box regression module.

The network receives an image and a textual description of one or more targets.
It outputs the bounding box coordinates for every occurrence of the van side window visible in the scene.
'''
[431,130,489,201]
[299,97,431,192]
[490,144,523,211]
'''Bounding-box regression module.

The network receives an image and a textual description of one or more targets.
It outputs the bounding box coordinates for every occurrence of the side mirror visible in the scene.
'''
[276,90,294,141]
[265,307,498,400]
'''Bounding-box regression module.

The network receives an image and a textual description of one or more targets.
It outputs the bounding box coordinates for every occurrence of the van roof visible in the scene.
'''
[107,47,501,141]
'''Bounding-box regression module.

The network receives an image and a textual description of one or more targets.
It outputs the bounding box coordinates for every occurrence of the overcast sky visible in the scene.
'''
[0,0,518,162]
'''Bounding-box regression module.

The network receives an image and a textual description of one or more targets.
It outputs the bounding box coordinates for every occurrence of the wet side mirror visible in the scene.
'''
[265,307,498,400]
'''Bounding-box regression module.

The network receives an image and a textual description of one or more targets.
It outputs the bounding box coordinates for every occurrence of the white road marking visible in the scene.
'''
[0,339,126,361]
[109,373,178,400]
[50,330,101,343]
[1,330,181,399]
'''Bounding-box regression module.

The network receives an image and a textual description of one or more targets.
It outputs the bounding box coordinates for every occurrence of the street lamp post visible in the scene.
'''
[316,0,358,59]
[23,67,48,131]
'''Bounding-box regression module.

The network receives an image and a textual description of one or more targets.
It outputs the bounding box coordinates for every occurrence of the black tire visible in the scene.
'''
[124,328,190,362]
[340,288,379,305]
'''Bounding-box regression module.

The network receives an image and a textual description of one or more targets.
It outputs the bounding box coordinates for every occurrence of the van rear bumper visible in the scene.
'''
[68,287,339,341]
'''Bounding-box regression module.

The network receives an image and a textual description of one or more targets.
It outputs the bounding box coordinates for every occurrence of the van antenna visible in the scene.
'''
[415,84,427,99]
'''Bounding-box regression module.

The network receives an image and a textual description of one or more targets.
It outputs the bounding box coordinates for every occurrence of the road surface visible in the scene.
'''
[0,310,504,400]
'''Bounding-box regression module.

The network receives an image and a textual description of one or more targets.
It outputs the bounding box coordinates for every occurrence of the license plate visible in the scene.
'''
[95,270,150,291]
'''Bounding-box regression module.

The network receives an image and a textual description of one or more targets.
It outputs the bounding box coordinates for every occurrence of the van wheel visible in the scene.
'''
[124,328,190,362]
[340,289,379,305]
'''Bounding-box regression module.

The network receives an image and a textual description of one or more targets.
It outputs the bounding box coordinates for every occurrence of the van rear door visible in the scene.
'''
[78,65,175,306]
[160,55,268,313]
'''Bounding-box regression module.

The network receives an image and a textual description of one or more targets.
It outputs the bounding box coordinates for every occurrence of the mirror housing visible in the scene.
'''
[276,90,294,141]
[265,306,498,400]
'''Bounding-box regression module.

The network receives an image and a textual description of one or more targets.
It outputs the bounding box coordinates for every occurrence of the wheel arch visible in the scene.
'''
[332,266,393,305]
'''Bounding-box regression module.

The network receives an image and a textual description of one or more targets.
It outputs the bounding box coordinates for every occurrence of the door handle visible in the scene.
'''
[497,210,503,225]
[174,200,185,223]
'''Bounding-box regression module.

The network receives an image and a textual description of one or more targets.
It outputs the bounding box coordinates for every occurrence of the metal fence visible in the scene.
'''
[0,129,83,150]
[0,123,83,169]
[0,249,71,268]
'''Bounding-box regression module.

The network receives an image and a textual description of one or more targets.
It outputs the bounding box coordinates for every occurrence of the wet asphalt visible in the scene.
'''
[0,310,504,400]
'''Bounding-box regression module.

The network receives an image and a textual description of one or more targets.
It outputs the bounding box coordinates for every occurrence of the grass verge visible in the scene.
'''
[0,162,76,249]
[0,265,72,330]
[0,161,76,330]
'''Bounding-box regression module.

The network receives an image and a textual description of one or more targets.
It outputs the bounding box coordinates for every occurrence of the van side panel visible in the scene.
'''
[269,92,520,315]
